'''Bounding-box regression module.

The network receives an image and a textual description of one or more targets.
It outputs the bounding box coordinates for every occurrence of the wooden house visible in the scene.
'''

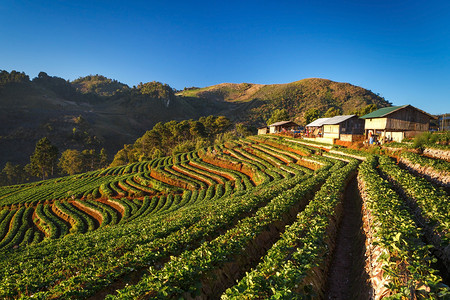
[322,115,364,141]
[305,118,331,137]
[361,105,435,142]
[257,126,269,135]
[268,121,299,134]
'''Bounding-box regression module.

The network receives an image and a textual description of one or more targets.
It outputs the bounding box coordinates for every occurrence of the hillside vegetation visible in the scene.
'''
[0,70,390,169]
[178,78,391,124]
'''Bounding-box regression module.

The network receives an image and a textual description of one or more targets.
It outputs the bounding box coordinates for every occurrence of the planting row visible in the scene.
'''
[358,156,449,299]
[0,158,317,298]
[108,161,342,298]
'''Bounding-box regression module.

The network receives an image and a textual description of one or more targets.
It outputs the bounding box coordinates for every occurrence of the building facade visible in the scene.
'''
[361,105,434,142]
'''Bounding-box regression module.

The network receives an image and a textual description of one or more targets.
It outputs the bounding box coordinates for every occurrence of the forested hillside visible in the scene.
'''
[178,78,391,124]
[0,70,390,169]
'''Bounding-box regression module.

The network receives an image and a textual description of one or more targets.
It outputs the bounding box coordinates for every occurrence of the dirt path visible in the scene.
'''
[325,175,370,299]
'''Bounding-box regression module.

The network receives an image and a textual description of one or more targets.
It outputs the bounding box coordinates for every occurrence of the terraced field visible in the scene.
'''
[0,136,448,299]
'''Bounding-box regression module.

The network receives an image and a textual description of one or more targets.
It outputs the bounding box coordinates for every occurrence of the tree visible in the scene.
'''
[214,116,232,134]
[59,149,84,175]
[82,149,99,171]
[25,137,58,180]
[356,104,378,116]
[324,107,341,118]
[110,144,137,167]
[304,108,321,124]
[189,121,206,138]
[267,109,289,125]
[235,123,252,137]
[99,148,108,168]
[1,162,22,185]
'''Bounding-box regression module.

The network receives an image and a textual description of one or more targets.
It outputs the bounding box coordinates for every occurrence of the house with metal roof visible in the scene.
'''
[321,115,364,141]
[304,115,364,143]
[267,121,299,134]
[305,117,331,128]
[361,105,435,142]
[305,118,330,138]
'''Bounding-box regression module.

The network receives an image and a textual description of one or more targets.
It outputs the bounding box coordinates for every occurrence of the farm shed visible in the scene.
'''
[305,118,331,137]
[361,105,435,142]
[268,121,299,134]
[257,127,269,135]
[322,115,364,141]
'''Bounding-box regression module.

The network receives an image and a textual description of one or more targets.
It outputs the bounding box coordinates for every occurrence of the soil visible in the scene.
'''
[325,176,371,299]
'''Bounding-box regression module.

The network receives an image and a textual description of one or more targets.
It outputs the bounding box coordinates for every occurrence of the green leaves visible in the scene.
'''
[358,155,449,299]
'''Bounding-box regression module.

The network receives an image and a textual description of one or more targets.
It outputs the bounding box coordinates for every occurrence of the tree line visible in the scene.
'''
[1,115,253,186]
[110,115,252,166]
[0,137,108,186]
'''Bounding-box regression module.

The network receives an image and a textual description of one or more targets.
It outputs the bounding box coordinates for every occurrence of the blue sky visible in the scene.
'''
[1,0,449,114]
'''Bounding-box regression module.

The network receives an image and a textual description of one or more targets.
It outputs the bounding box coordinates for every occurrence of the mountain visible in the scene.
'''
[177,78,390,125]
[0,70,390,167]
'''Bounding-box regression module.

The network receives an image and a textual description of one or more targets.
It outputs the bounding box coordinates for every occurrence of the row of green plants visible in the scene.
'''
[188,160,257,191]
[245,143,287,166]
[0,174,114,205]
[172,163,217,186]
[358,155,448,299]
[163,165,208,189]
[53,201,96,234]
[0,160,310,298]
[219,144,267,171]
[110,164,336,298]
[223,159,359,299]
[378,155,450,268]
[152,166,201,190]
[124,177,157,194]
[401,151,450,172]
[35,204,69,238]
[252,141,303,162]
[180,162,226,184]
[249,135,313,156]
[135,172,183,193]
[232,142,276,169]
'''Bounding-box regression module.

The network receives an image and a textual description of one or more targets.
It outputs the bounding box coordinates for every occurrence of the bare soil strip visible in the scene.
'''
[325,176,371,300]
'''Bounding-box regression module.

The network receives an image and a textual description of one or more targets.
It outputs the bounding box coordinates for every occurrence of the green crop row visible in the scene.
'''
[0,163,311,298]
[401,151,450,172]
[111,162,339,298]
[358,156,448,299]
[181,162,226,184]
[136,172,183,193]
[35,204,68,239]
[223,159,358,299]
[250,135,313,156]
[378,155,450,268]
[173,163,217,186]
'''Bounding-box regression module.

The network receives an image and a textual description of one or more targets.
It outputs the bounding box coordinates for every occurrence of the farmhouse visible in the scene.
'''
[361,105,435,142]
[322,115,365,141]
[267,121,299,134]
[257,126,269,135]
[305,117,331,137]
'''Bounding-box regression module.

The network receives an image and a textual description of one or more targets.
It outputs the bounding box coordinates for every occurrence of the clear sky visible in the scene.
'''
[1,0,449,114]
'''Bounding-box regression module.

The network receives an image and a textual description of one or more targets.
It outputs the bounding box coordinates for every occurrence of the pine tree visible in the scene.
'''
[25,137,58,180]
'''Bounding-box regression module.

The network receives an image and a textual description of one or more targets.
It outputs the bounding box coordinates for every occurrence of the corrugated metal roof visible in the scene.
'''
[322,115,357,125]
[360,105,409,119]
[306,117,331,127]
[268,120,298,127]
